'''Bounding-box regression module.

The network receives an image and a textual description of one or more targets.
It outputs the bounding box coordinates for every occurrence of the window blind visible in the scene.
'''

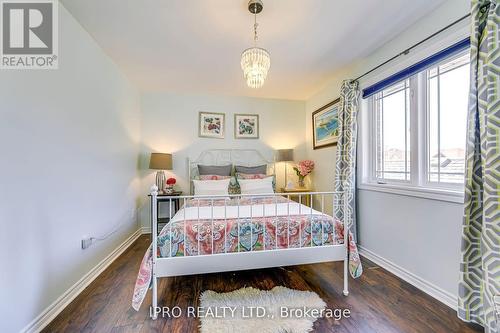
[362,37,470,99]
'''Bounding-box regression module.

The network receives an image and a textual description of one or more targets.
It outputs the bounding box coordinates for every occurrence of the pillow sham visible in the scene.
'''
[238,177,274,195]
[192,179,231,196]
[234,164,267,175]
[197,175,231,180]
[194,175,240,195]
[235,172,267,179]
[236,173,276,192]
[198,164,232,176]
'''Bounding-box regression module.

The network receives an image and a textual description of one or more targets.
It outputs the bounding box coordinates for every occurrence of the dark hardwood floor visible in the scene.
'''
[43,235,482,333]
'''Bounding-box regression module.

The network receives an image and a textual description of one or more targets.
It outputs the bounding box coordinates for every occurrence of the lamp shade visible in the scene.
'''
[149,153,172,170]
[276,149,294,162]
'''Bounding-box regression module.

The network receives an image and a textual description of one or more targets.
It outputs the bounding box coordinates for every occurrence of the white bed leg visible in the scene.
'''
[343,192,349,297]
[150,185,159,319]
[343,254,349,296]
[152,275,158,320]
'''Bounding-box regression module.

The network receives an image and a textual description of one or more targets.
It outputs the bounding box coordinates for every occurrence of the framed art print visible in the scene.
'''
[199,112,225,139]
[312,98,340,149]
[234,114,259,139]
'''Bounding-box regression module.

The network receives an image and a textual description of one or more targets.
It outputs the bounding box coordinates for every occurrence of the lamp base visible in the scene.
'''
[155,170,166,194]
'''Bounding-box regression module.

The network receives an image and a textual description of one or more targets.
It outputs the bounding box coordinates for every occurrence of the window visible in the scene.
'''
[365,50,470,196]
[374,79,411,182]
[426,53,469,184]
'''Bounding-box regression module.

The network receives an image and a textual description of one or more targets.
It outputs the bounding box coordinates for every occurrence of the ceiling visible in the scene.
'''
[61,0,446,100]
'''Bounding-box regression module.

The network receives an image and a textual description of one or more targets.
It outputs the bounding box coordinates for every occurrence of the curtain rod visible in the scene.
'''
[352,13,471,83]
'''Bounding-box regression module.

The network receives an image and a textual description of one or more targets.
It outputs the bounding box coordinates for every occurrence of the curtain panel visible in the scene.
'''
[334,80,361,246]
[458,1,500,332]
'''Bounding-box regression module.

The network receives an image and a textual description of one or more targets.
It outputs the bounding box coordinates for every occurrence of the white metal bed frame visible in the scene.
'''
[148,150,350,320]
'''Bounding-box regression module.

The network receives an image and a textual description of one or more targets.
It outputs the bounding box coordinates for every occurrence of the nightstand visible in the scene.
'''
[280,187,312,206]
[149,191,183,234]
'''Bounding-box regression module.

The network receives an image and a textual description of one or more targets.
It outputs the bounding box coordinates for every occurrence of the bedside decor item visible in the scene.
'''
[199,112,225,139]
[276,149,294,189]
[235,114,259,139]
[149,153,173,194]
[240,0,270,89]
[293,160,315,188]
[165,177,176,193]
[312,98,340,149]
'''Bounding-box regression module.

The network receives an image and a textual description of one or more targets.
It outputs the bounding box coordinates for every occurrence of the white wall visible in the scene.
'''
[0,5,141,333]
[139,92,306,228]
[305,0,470,300]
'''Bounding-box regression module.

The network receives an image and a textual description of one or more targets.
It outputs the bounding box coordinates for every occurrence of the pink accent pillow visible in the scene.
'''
[236,173,267,179]
[198,175,231,181]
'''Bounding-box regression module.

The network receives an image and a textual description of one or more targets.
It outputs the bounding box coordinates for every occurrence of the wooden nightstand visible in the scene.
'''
[149,191,183,233]
[280,187,312,206]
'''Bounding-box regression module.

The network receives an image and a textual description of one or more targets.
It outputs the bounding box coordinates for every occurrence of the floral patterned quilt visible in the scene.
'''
[132,197,362,310]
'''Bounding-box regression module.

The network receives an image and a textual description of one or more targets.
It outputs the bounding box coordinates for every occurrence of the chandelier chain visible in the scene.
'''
[253,8,258,43]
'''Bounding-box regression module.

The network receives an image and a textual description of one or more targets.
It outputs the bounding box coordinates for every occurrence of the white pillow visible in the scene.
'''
[238,177,274,195]
[192,179,230,197]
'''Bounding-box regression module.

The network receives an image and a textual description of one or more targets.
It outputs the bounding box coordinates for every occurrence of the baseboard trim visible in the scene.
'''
[21,228,143,333]
[358,246,457,310]
[141,226,151,234]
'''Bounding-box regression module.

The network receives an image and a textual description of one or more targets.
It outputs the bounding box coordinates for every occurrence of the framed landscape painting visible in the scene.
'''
[234,114,259,139]
[199,112,225,139]
[312,98,340,149]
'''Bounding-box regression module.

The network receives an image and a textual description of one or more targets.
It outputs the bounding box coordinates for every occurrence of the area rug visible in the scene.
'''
[199,286,326,333]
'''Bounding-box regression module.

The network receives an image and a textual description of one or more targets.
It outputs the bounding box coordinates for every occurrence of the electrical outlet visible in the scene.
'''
[81,238,93,250]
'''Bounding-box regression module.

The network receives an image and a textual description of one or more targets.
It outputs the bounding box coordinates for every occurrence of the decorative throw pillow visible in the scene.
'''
[228,177,241,195]
[234,164,267,175]
[236,173,276,192]
[238,177,274,195]
[235,173,267,179]
[198,175,231,181]
[194,175,241,195]
[192,179,231,196]
[198,164,232,176]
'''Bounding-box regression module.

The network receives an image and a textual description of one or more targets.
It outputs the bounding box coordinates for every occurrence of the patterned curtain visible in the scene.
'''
[458,1,500,332]
[334,80,360,241]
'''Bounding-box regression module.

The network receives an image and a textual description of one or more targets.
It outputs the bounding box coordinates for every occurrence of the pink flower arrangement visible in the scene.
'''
[293,160,315,187]
[295,160,315,176]
[166,177,176,187]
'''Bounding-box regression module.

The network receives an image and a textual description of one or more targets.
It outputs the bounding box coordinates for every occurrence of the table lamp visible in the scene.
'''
[149,153,172,194]
[276,149,294,189]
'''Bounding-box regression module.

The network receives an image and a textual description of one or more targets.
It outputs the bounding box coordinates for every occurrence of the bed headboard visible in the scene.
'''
[188,149,276,194]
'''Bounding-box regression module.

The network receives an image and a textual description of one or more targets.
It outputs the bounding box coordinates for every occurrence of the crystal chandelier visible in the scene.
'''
[241,0,270,89]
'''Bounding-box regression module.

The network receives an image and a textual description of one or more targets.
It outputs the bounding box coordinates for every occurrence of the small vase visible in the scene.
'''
[298,177,305,188]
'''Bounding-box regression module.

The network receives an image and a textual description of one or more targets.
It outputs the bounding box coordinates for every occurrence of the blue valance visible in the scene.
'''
[362,38,470,98]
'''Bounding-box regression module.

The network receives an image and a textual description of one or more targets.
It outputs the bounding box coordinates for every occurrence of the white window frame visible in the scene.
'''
[359,51,468,204]
[422,52,470,190]
[369,77,415,186]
